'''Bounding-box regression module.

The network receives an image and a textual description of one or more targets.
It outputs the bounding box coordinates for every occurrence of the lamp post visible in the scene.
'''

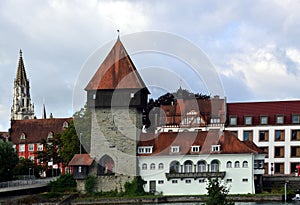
[285,180,289,202]
[80,133,82,154]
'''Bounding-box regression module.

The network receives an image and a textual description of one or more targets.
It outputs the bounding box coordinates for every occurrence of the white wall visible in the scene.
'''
[138,153,256,195]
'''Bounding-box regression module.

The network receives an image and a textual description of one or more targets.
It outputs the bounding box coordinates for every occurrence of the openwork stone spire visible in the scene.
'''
[11,49,34,120]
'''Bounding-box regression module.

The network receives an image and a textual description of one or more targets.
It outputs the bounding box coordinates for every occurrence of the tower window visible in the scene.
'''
[63,121,69,128]
[20,133,26,140]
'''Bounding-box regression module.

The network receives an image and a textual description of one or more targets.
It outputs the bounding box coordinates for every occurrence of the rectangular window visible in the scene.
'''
[274,146,284,158]
[244,116,252,125]
[260,116,268,125]
[275,130,285,141]
[242,178,248,182]
[19,144,25,152]
[291,130,300,141]
[28,144,34,151]
[291,163,298,174]
[229,116,237,126]
[291,146,300,157]
[292,115,300,124]
[185,179,191,184]
[199,179,205,183]
[276,115,284,124]
[171,146,180,153]
[137,146,153,154]
[274,163,284,174]
[158,180,164,184]
[211,145,220,152]
[230,131,238,137]
[259,130,269,141]
[78,166,82,173]
[243,130,253,141]
[226,179,232,183]
[191,146,200,152]
[37,144,43,151]
[172,180,178,184]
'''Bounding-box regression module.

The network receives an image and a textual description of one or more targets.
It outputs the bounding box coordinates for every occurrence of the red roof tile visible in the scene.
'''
[69,154,94,166]
[10,118,72,144]
[138,130,262,156]
[85,39,148,91]
[227,100,300,125]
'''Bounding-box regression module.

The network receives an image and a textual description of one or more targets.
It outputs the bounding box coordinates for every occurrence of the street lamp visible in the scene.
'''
[285,180,289,202]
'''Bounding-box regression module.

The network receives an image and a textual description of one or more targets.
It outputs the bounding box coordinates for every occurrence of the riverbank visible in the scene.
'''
[0,193,284,205]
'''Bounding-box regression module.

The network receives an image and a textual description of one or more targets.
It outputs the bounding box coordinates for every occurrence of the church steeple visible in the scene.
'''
[11,49,35,120]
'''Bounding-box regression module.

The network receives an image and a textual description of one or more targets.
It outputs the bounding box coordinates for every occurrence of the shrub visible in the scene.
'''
[50,174,76,192]
[124,176,146,196]
[85,175,96,194]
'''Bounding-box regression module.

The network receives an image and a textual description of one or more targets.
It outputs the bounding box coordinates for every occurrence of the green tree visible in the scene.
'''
[35,137,62,172]
[73,103,91,153]
[59,120,83,164]
[206,177,234,205]
[0,141,18,181]
[14,158,41,179]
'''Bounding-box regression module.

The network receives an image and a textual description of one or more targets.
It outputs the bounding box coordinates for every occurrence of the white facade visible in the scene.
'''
[138,153,264,195]
[226,124,300,175]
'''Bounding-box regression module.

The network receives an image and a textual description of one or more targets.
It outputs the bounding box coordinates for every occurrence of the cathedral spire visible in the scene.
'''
[16,49,29,86]
[11,49,34,120]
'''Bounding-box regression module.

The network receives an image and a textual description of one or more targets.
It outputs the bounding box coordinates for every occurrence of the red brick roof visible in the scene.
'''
[227,100,300,125]
[85,39,148,91]
[69,154,94,166]
[138,130,263,156]
[10,118,72,144]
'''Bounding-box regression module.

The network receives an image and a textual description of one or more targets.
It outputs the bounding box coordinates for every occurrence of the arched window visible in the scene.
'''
[142,163,147,170]
[226,161,232,168]
[63,121,69,128]
[150,163,155,170]
[158,163,164,170]
[169,161,180,173]
[211,160,220,172]
[197,160,206,172]
[235,161,240,168]
[97,155,115,175]
[242,161,248,168]
[20,133,26,140]
[184,160,193,173]
[48,131,54,139]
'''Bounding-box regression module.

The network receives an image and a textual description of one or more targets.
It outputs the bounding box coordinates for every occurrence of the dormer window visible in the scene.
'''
[191,145,200,152]
[20,133,26,140]
[137,146,153,154]
[244,116,252,125]
[211,145,221,152]
[63,121,69,128]
[48,131,54,139]
[171,146,180,153]
[260,116,268,125]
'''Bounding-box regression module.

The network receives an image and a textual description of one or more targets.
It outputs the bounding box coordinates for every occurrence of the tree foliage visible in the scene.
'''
[14,158,41,178]
[59,120,83,164]
[0,141,18,182]
[206,177,234,205]
[73,103,91,153]
[124,176,146,196]
[35,136,62,171]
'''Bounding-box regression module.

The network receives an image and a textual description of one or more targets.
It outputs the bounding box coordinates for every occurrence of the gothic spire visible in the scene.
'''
[16,49,29,86]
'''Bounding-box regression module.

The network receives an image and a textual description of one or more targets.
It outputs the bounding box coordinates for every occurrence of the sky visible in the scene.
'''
[1,0,300,131]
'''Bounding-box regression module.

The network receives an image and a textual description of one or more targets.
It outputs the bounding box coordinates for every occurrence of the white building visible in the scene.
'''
[138,130,265,195]
[226,101,300,175]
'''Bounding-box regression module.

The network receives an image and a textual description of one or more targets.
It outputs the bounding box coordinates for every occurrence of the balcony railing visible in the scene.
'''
[165,171,226,180]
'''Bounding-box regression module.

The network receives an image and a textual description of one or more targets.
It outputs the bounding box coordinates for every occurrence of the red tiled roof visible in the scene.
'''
[85,39,148,91]
[69,154,94,166]
[10,118,72,144]
[138,130,262,156]
[227,100,300,125]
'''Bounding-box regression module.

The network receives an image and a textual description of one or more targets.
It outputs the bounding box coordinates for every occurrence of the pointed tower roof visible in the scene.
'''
[15,49,29,86]
[42,104,47,119]
[85,39,149,92]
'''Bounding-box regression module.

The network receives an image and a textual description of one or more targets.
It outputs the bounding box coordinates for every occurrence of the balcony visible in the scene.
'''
[165,171,226,180]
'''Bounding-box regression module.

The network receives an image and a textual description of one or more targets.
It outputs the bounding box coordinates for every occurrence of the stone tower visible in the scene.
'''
[11,50,35,120]
[85,38,149,192]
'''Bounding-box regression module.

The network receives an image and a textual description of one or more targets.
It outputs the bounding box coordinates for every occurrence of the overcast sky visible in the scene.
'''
[1,0,300,131]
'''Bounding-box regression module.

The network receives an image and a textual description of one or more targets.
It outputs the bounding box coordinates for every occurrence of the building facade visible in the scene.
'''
[226,101,300,175]
[10,118,72,175]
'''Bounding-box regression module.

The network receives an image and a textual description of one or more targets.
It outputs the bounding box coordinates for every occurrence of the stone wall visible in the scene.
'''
[88,107,143,192]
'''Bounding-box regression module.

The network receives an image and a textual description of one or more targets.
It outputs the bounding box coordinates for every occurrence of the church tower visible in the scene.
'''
[11,50,35,120]
[85,37,149,192]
